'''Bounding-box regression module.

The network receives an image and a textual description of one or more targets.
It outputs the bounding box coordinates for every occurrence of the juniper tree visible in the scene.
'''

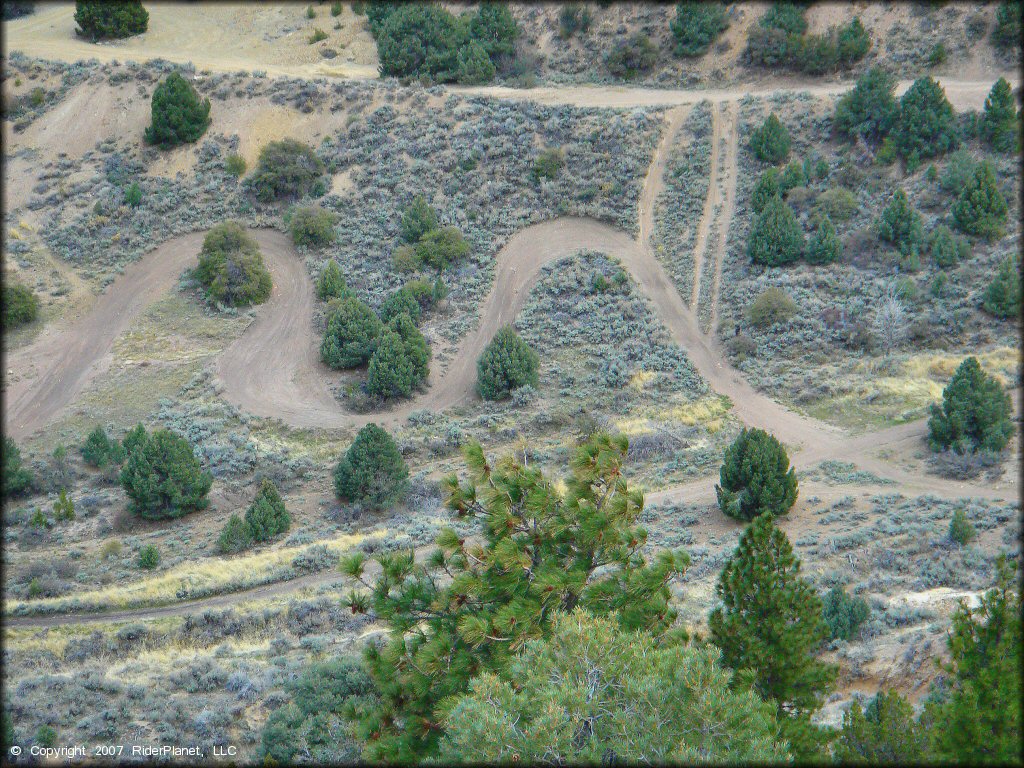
[928,357,1013,454]
[833,66,898,143]
[747,195,804,266]
[245,478,290,542]
[315,260,351,301]
[2,438,33,499]
[119,428,212,519]
[893,76,959,168]
[438,610,787,764]
[952,161,1008,241]
[74,1,148,40]
[477,326,539,400]
[320,297,383,369]
[716,427,798,520]
[340,433,689,762]
[982,256,1021,319]
[980,77,1019,152]
[750,113,792,163]
[709,512,836,760]
[925,555,1020,763]
[751,168,782,214]
[670,2,729,57]
[144,72,211,148]
[807,214,842,264]
[366,328,417,399]
[877,188,923,258]
[333,424,408,508]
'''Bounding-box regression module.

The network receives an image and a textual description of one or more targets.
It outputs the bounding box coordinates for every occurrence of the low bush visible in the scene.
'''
[74,1,148,41]
[2,283,40,329]
[334,424,408,508]
[605,33,658,80]
[2,437,33,499]
[415,226,470,270]
[144,72,211,149]
[558,3,592,39]
[53,489,75,522]
[532,147,565,182]
[477,326,540,400]
[224,154,246,177]
[747,287,797,328]
[815,187,858,221]
[822,586,870,641]
[246,139,325,202]
[948,509,977,546]
[194,222,272,307]
[290,206,337,247]
[316,260,351,302]
[138,545,160,570]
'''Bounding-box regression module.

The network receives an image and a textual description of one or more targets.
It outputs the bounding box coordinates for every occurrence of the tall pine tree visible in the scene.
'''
[980,77,1019,153]
[709,512,836,760]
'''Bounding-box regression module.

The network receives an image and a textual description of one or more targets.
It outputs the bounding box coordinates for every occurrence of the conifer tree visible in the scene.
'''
[952,161,1008,241]
[670,2,729,58]
[709,512,836,760]
[751,168,782,214]
[333,424,408,508]
[144,72,211,149]
[836,690,926,763]
[245,478,290,542]
[750,112,792,163]
[455,40,495,85]
[366,328,417,399]
[340,433,689,762]
[982,256,1021,319]
[316,260,351,301]
[893,77,959,168]
[400,195,438,243]
[925,555,1020,763]
[980,77,1019,153]
[807,214,842,264]
[320,297,383,369]
[747,195,804,266]
[833,66,898,143]
[119,428,212,519]
[928,357,1013,454]
[476,326,539,400]
[716,428,798,520]
[386,312,430,383]
[876,188,923,258]
[2,438,33,499]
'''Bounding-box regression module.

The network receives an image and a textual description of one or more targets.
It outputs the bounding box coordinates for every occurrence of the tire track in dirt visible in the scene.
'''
[688,102,722,311]
[705,101,739,334]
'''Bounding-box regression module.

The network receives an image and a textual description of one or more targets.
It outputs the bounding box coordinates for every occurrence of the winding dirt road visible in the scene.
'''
[3,73,1017,627]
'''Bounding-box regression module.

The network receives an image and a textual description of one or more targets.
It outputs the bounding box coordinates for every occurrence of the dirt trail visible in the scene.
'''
[705,102,739,334]
[689,102,722,310]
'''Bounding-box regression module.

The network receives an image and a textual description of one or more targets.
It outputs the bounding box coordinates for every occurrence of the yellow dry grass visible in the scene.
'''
[659,394,731,433]
[6,530,384,615]
[899,347,1018,387]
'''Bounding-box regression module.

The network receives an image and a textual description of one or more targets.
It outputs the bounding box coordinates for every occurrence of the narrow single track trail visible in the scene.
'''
[3,75,1017,627]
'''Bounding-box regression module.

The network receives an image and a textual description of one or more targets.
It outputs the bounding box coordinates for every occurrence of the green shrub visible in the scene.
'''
[143,72,211,148]
[948,509,977,546]
[605,33,658,79]
[334,423,408,508]
[415,226,470,270]
[194,222,272,307]
[259,656,377,764]
[320,297,383,369]
[983,256,1021,319]
[928,225,970,268]
[35,725,57,748]
[929,42,948,66]
[455,40,496,85]
[981,78,1019,152]
[838,691,926,764]
[2,283,40,329]
[392,244,421,273]
[747,287,797,327]
[893,77,959,168]
[928,357,1013,455]
[309,27,328,44]
[749,113,791,163]
[124,181,143,207]
[467,3,518,60]
[374,4,465,82]
[670,2,729,57]
[477,326,540,400]
[217,514,254,554]
[53,489,75,521]
[532,146,565,182]
[716,427,798,521]
[761,2,807,34]
[751,169,781,214]
[331,1,342,16]
[245,478,290,543]
[387,311,429,379]
[247,139,325,202]
[558,3,592,38]
[992,1,1021,51]
[876,189,923,258]
[747,195,804,266]
[822,586,870,640]
[366,317,427,400]
[290,205,337,247]
[316,260,351,301]
[122,423,148,456]
[138,544,160,570]
[2,437,33,499]
[814,187,858,221]
[806,215,842,265]
[74,1,148,40]
[939,150,978,195]
[379,287,422,325]
[400,195,438,243]
[224,153,247,177]
[81,425,125,468]
[779,160,805,192]
[119,428,212,519]
[951,161,1008,240]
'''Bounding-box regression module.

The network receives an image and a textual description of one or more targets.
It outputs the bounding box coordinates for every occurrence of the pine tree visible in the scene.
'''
[438,610,787,764]
[807,214,842,264]
[245,478,290,542]
[320,297,383,369]
[316,260,351,301]
[928,224,970,269]
[118,428,212,519]
[340,433,689,762]
[836,690,926,763]
[386,312,430,383]
[952,161,1008,241]
[982,256,1021,319]
[144,72,211,149]
[928,357,1013,454]
[476,326,540,400]
[925,555,1020,763]
[217,513,254,554]
[366,328,417,399]
[893,77,959,168]
[81,425,116,468]
[747,195,804,266]
[750,113,792,163]
[980,77,1019,152]
[876,188,923,258]
[333,424,408,508]
[716,428,798,520]
[709,513,836,760]
[751,168,782,214]
[833,66,898,143]
[455,40,495,85]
